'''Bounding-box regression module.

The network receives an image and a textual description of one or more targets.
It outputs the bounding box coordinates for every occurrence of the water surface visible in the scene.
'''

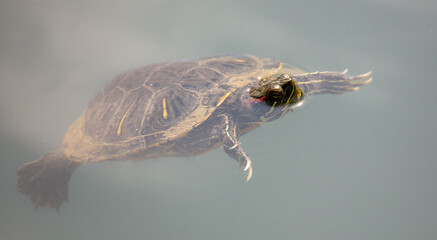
[1,1,436,239]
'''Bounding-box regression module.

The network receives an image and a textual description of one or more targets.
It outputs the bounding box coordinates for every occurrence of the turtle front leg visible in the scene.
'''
[216,114,253,181]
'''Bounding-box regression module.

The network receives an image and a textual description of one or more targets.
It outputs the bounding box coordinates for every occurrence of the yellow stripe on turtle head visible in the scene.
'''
[278,62,283,70]
[260,102,277,122]
[285,87,295,104]
[162,98,168,119]
[234,59,245,62]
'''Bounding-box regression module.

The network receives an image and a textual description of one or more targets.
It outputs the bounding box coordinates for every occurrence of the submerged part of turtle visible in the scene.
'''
[17,55,372,209]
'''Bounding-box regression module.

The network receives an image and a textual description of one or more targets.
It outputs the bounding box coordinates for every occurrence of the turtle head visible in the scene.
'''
[244,73,303,122]
[249,74,302,107]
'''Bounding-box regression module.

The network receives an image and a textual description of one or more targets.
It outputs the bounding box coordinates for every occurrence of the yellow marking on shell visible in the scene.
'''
[192,91,234,129]
[216,90,234,107]
[162,98,168,119]
[117,100,136,136]
[192,111,214,128]
[234,59,245,62]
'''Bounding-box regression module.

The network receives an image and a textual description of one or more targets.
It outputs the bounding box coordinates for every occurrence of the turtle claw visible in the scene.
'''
[229,143,239,150]
[245,166,253,182]
[244,159,252,181]
[243,158,251,171]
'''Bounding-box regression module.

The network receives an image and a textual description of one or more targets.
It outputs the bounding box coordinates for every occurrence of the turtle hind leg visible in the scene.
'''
[17,150,80,210]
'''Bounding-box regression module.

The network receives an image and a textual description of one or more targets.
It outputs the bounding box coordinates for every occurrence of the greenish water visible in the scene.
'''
[1,0,436,239]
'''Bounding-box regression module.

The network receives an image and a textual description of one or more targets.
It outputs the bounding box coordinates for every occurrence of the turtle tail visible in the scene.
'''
[17,150,80,210]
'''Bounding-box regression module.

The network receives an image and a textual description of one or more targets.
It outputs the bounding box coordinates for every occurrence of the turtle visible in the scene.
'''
[17,55,372,209]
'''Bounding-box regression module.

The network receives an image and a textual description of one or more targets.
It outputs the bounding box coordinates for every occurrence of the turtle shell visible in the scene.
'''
[62,55,285,162]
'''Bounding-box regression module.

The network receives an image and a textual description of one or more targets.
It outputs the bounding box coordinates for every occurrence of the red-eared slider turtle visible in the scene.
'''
[17,55,372,209]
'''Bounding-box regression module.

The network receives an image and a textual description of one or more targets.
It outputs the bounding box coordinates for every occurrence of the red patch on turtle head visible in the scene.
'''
[242,96,265,108]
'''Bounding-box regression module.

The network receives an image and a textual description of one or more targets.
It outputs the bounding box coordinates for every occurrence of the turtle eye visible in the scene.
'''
[267,85,283,99]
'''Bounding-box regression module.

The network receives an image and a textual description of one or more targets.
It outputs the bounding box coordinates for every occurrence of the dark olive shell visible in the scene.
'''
[62,55,283,161]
